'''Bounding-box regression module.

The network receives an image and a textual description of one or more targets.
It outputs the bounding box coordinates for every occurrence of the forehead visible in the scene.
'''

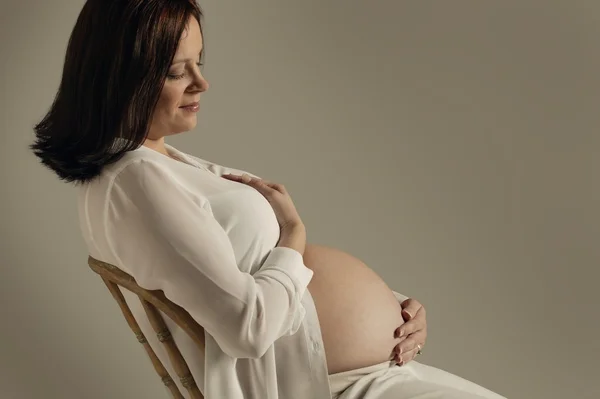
[174,17,203,55]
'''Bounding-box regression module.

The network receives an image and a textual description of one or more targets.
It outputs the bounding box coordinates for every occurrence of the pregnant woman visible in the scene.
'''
[30,1,505,398]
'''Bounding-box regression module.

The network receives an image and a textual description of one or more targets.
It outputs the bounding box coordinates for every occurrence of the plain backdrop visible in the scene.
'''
[1,1,599,398]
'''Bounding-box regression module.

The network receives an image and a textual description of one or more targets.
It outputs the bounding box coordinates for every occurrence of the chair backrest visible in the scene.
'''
[88,256,206,399]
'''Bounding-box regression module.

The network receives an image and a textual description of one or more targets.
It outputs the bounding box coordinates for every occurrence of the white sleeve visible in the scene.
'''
[392,290,409,304]
[104,159,314,359]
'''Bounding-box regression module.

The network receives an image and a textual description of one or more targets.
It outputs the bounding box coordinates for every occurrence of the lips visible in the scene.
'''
[180,101,199,108]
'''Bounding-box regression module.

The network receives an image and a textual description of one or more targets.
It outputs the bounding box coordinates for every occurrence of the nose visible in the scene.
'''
[195,70,209,92]
[198,75,209,92]
[187,70,209,94]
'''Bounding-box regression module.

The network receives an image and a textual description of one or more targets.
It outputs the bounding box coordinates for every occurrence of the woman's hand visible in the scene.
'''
[391,298,427,366]
[222,173,304,230]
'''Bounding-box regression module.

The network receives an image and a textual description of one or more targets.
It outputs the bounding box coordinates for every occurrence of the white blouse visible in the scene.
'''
[77,140,408,399]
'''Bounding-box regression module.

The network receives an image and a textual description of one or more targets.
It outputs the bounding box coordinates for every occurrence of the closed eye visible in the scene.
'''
[168,62,204,80]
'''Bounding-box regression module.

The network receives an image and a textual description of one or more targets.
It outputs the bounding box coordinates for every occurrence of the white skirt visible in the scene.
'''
[328,359,507,399]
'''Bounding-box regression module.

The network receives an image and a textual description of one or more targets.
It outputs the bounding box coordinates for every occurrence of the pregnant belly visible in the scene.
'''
[304,243,405,375]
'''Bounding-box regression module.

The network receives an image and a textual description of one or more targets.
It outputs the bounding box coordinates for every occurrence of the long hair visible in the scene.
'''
[30,0,204,185]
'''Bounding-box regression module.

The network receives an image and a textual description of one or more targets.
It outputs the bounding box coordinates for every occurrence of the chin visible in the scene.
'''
[178,119,197,129]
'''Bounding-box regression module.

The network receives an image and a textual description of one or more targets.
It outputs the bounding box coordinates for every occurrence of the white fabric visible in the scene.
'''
[78,141,335,398]
[329,360,506,399]
[77,140,503,399]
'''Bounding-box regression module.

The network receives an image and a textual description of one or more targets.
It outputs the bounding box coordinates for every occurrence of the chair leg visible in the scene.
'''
[140,297,204,399]
[101,277,186,399]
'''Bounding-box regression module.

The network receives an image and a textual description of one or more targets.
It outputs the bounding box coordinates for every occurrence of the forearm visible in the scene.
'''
[277,224,307,256]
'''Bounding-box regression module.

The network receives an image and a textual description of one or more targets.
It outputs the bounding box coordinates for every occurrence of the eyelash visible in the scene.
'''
[167,62,204,80]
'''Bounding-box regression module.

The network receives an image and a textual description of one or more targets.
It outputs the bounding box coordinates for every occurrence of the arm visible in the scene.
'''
[106,159,313,359]
[193,154,413,306]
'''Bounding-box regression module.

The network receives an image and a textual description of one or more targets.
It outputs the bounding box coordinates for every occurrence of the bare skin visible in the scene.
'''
[304,243,405,374]
[142,15,427,373]
[144,15,209,157]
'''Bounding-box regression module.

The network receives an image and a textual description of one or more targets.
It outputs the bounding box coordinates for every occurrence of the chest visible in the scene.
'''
[203,176,281,274]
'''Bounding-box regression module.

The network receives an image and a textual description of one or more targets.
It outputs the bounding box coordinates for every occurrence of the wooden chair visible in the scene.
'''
[88,255,206,399]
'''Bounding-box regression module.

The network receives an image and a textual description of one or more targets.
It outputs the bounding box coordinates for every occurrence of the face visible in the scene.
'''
[147,16,209,141]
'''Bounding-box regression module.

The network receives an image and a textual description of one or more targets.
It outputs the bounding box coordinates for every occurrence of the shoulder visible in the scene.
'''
[75,151,151,200]
[109,156,179,196]
[106,155,208,212]
[102,150,156,179]
[74,151,177,208]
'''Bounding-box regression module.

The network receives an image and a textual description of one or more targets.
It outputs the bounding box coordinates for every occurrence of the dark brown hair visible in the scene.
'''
[30,0,204,185]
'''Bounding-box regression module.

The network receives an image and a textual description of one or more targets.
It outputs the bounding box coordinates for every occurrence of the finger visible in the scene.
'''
[400,299,423,321]
[389,335,408,356]
[221,173,246,182]
[244,178,275,195]
[398,330,426,356]
[395,335,415,355]
[240,173,253,183]
[395,308,425,338]
[223,174,282,193]
[402,305,425,322]
[223,173,267,189]
[222,173,257,182]
[395,344,420,366]
[393,335,425,365]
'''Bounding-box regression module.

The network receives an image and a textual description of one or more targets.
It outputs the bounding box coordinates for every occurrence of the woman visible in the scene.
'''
[30,1,506,398]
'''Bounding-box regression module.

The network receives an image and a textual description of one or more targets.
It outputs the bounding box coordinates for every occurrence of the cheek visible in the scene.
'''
[157,85,185,114]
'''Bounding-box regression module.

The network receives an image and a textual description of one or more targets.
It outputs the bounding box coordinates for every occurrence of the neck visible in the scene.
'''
[142,137,170,157]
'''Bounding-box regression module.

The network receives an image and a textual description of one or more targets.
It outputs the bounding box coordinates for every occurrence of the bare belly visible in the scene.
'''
[303,243,405,375]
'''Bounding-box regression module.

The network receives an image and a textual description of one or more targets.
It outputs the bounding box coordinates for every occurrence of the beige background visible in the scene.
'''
[1,0,598,398]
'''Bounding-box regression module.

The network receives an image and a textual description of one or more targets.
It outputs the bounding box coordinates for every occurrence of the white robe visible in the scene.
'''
[77,140,506,398]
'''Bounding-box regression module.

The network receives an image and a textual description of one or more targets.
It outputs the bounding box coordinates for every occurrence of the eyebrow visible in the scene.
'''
[172,50,203,65]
